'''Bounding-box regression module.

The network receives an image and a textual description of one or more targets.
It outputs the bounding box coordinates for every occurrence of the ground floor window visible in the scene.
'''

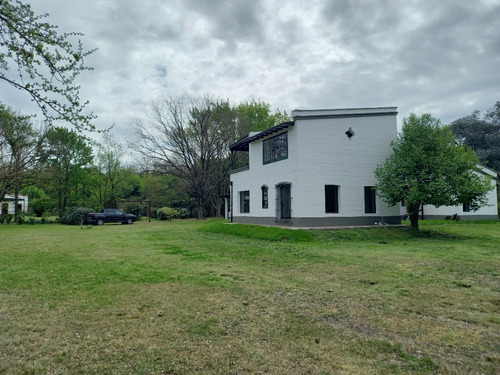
[463,202,470,212]
[325,185,339,213]
[261,185,268,209]
[239,190,250,213]
[364,186,376,213]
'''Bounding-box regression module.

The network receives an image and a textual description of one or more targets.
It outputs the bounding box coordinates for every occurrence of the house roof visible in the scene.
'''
[292,106,398,119]
[477,164,499,181]
[229,107,399,152]
[229,121,294,152]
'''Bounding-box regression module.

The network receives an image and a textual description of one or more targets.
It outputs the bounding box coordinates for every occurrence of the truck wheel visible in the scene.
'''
[97,219,104,225]
[126,218,133,224]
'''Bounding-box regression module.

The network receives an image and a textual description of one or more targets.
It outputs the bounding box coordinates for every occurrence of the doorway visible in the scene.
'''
[276,183,291,221]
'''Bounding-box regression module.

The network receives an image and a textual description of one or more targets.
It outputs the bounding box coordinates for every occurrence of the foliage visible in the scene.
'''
[43,127,93,216]
[156,206,179,221]
[176,207,190,219]
[375,113,493,230]
[58,206,92,225]
[0,0,97,130]
[199,220,314,242]
[450,101,500,171]
[140,173,187,209]
[1,213,13,223]
[235,99,290,137]
[20,185,51,216]
[93,133,140,208]
[0,104,47,203]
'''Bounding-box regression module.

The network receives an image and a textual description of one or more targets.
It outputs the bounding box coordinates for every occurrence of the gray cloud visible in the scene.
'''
[1,0,498,143]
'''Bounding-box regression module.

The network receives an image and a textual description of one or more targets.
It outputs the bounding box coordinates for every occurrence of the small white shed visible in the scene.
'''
[0,194,29,215]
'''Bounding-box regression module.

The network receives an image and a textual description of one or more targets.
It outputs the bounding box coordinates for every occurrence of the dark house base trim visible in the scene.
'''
[421,215,499,221]
[232,216,402,227]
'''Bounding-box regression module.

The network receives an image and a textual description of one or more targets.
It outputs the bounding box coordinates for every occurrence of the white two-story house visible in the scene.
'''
[229,107,402,227]
[229,107,498,227]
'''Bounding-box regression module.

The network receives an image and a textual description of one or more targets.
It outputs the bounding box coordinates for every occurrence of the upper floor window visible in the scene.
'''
[263,132,288,165]
[364,186,376,213]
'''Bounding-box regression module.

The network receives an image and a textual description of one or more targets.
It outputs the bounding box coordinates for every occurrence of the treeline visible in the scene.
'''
[2,97,498,223]
[1,96,289,221]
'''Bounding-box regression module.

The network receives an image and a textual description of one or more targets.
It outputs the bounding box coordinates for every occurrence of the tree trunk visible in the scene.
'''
[407,203,421,230]
[409,212,419,230]
[197,197,204,220]
[14,188,20,223]
[212,196,223,218]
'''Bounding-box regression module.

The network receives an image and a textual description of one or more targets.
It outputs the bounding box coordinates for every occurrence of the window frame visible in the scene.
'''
[261,185,268,209]
[364,186,377,214]
[239,190,250,213]
[263,132,288,165]
[325,185,339,214]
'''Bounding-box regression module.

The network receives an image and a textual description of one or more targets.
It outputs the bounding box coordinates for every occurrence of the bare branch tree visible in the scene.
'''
[130,94,234,219]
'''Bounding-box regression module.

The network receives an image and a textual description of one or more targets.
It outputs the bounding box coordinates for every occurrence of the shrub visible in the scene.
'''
[16,214,25,225]
[59,207,93,225]
[29,218,36,225]
[5,214,13,224]
[177,208,190,219]
[0,215,5,224]
[156,207,179,221]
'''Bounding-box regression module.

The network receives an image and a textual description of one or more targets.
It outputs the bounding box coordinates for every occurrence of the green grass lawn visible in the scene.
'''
[0,219,499,374]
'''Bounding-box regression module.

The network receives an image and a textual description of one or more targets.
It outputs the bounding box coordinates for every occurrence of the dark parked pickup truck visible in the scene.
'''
[87,209,137,225]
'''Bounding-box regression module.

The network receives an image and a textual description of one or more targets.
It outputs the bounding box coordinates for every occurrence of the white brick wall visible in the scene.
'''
[230,107,401,223]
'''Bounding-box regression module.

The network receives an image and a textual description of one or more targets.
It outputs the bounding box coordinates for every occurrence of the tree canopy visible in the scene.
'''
[0,0,96,131]
[0,103,46,203]
[375,113,493,230]
[450,101,500,171]
[43,126,93,215]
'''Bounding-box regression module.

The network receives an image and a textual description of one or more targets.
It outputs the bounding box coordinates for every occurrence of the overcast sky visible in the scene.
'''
[2,0,500,143]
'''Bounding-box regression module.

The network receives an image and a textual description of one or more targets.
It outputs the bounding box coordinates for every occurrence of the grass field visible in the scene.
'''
[0,219,499,374]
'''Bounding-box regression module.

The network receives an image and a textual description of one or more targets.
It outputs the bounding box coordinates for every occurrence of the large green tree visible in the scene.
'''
[375,113,493,230]
[235,99,290,136]
[43,127,93,216]
[0,0,96,130]
[450,101,500,171]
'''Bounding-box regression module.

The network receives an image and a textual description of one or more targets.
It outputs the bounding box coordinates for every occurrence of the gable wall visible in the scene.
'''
[292,113,398,219]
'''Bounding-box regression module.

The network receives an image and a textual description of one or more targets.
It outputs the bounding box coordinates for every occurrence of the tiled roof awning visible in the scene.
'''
[229,121,294,152]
